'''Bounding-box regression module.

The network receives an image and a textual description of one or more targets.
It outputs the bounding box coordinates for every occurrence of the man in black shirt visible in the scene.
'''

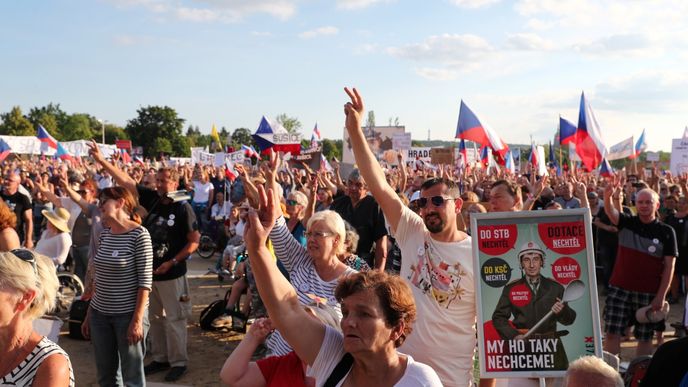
[331,169,387,270]
[89,142,200,382]
[2,172,33,248]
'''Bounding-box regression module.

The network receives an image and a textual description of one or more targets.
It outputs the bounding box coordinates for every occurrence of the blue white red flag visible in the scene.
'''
[630,129,647,159]
[121,149,131,164]
[559,117,577,145]
[480,146,489,166]
[0,138,11,163]
[528,143,538,168]
[311,123,321,148]
[320,154,333,172]
[459,139,467,161]
[505,150,514,173]
[134,155,145,166]
[456,101,509,164]
[55,142,72,160]
[575,92,607,171]
[37,125,58,152]
[253,116,302,155]
[599,158,614,178]
[241,145,259,158]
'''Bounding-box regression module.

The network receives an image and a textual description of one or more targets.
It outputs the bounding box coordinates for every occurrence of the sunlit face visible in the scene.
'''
[340,289,397,355]
[156,171,178,195]
[636,191,659,219]
[489,184,517,212]
[419,183,460,234]
[520,252,543,279]
[286,196,304,219]
[3,175,19,194]
[346,179,367,202]
[317,189,330,203]
[306,220,339,261]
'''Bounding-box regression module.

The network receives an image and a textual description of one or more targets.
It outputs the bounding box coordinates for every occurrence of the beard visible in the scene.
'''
[424,212,445,234]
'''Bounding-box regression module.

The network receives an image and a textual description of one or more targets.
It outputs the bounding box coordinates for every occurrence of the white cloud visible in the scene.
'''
[448,0,500,9]
[298,26,339,39]
[415,67,458,81]
[593,71,688,113]
[505,33,554,51]
[336,0,392,10]
[387,33,493,66]
[573,33,659,57]
[106,0,298,22]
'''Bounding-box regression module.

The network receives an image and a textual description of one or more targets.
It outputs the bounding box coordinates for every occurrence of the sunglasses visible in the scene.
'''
[11,248,40,284]
[286,199,300,206]
[417,196,455,209]
[304,231,335,239]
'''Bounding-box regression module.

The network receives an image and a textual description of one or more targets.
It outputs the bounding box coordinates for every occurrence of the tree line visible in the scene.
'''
[0,104,343,160]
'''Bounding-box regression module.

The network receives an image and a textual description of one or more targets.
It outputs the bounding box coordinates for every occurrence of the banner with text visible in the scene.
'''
[471,209,602,378]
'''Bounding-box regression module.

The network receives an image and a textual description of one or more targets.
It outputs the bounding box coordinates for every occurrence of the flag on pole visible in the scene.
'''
[55,143,72,160]
[575,92,608,171]
[211,124,222,149]
[630,129,647,159]
[320,154,333,172]
[241,145,259,158]
[311,123,321,148]
[252,116,302,155]
[121,149,132,164]
[0,138,12,163]
[505,150,515,173]
[480,146,489,167]
[37,125,58,153]
[559,117,577,145]
[529,143,538,167]
[599,158,614,178]
[459,139,468,163]
[456,101,509,164]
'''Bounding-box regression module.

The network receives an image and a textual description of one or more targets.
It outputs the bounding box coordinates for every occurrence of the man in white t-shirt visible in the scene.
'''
[343,87,492,387]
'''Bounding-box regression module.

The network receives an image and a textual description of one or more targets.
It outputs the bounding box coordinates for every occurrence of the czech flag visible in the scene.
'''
[320,154,333,172]
[0,138,12,163]
[456,101,509,164]
[559,117,577,145]
[528,143,538,167]
[252,116,302,155]
[599,158,614,178]
[241,145,259,159]
[459,139,467,163]
[37,125,58,153]
[505,150,515,173]
[575,92,607,171]
[480,146,489,167]
[55,142,72,160]
[120,149,132,164]
[134,155,145,166]
[630,129,647,159]
[311,123,321,148]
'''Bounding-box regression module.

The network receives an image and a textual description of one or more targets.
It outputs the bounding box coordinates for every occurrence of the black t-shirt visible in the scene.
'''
[331,193,387,265]
[664,213,688,276]
[2,191,31,239]
[137,185,198,281]
[211,177,229,198]
[641,337,688,386]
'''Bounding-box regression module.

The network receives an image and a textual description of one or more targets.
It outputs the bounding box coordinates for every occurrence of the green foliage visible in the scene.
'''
[104,124,128,144]
[274,114,302,134]
[125,106,185,158]
[27,103,68,135]
[0,106,34,136]
[230,127,253,149]
[61,113,94,141]
[321,139,342,161]
[366,110,375,128]
[170,136,191,157]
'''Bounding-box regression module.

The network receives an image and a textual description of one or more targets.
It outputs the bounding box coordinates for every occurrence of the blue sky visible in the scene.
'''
[2,0,687,152]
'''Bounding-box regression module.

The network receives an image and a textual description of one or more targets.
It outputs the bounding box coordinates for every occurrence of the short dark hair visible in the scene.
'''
[492,179,521,199]
[335,271,416,347]
[420,178,459,197]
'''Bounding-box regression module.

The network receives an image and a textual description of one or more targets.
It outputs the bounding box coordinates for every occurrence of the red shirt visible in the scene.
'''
[257,351,310,387]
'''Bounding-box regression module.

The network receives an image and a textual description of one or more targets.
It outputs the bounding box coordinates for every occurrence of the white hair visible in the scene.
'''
[564,355,623,387]
[307,210,346,255]
[0,251,58,320]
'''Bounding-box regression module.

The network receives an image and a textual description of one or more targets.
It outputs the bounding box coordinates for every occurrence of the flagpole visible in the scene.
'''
[557,117,563,170]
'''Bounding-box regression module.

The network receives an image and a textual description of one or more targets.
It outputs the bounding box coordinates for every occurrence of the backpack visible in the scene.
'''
[624,355,652,387]
[199,290,231,331]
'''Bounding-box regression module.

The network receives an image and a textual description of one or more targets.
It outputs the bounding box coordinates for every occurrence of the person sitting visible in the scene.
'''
[34,207,72,268]
[0,249,74,386]
[243,197,442,386]
[220,302,341,386]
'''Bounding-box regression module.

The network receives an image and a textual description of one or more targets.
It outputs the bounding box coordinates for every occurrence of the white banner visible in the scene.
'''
[392,133,412,150]
[646,151,660,162]
[0,136,116,158]
[606,136,634,160]
[670,138,688,175]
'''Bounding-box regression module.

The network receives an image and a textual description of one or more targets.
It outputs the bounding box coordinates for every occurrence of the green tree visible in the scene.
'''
[274,114,302,134]
[125,106,185,158]
[61,113,95,141]
[366,110,375,128]
[230,128,253,149]
[28,103,68,137]
[0,106,34,136]
[104,124,128,144]
[321,139,342,161]
[170,136,191,157]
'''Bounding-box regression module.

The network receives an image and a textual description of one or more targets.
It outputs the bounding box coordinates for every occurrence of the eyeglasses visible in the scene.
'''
[417,196,455,209]
[10,248,40,285]
[286,199,300,206]
[304,231,335,239]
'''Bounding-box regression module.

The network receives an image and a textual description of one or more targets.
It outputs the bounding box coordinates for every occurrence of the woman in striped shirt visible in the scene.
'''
[81,187,153,387]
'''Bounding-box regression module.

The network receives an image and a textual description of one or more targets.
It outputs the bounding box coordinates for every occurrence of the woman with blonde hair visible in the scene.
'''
[0,249,74,386]
[81,186,153,387]
[0,200,20,251]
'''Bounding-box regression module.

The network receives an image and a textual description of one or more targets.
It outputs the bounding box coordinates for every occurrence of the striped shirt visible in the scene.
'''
[0,336,75,386]
[91,226,153,315]
[265,217,356,356]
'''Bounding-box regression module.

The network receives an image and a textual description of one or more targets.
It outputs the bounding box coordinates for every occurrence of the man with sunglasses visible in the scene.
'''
[343,87,491,387]
[330,169,388,270]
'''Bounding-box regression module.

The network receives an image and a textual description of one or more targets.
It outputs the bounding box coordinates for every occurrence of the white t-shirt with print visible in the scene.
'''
[395,206,476,387]
[308,325,442,387]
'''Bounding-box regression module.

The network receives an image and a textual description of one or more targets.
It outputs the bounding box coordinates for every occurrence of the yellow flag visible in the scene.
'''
[211,124,222,148]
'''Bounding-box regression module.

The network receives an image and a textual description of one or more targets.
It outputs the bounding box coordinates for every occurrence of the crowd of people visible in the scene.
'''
[0,87,687,386]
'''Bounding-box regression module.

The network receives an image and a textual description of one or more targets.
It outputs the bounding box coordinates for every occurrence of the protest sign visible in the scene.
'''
[646,152,659,162]
[290,146,321,171]
[392,133,412,150]
[606,136,634,160]
[670,138,688,175]
[471,209,602,378]
[406,147,432,163]
[430,148,454,165]
[116,139,132,151]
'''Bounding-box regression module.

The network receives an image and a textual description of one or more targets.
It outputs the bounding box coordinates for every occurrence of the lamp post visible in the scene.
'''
[98,119,107,144]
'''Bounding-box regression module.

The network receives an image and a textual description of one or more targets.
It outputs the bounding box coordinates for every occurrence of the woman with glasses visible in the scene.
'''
[0,249,74,386]
[262,151,357,356]
[285,190,308,246]
[80,187,153,387]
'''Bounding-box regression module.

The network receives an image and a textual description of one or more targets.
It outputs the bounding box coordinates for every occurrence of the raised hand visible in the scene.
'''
[246,318,274,342]
[244,205,272,252]
[87,140,103,162]
[344,87,364,133]
[234,164,247,178]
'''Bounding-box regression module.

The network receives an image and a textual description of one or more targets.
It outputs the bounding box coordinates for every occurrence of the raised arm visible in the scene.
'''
[87,140,138,197]
[603,179,621,226]
[343,87,405,231]
[246,187,325,365]
[397,152,407,194]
